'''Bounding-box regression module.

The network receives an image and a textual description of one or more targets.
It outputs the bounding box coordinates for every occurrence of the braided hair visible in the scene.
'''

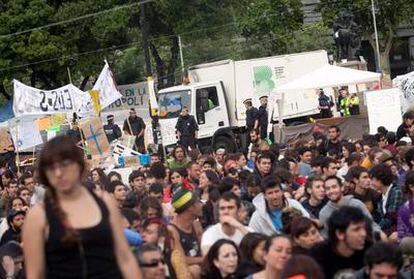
[37,136,86,246]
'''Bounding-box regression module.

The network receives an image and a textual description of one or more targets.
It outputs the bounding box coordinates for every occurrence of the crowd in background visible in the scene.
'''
[2,103,414,278]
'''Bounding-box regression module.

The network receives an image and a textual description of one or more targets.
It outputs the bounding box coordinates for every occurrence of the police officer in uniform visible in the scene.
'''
[175,106,198,150]
[243,98,259,133]
[257,95,269,140]
[104,114,122,143]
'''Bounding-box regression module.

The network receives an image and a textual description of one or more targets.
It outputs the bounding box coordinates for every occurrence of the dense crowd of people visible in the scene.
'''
[3,105,414,278]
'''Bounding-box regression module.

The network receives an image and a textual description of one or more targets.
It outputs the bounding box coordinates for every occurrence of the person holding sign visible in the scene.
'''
[123,108,146,153]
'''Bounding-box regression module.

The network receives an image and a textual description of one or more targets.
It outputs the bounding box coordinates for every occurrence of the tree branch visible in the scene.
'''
[167,36,179,86]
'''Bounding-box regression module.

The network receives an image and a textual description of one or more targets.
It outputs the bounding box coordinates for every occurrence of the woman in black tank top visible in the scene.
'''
[22,136,141,279]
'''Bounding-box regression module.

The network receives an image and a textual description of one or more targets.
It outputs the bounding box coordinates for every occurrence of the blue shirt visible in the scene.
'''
[269,208,283,232]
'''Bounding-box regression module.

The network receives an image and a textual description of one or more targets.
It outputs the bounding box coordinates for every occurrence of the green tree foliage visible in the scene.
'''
[319,0,414,74]
[236,0,304,57]
[0,0,337,107]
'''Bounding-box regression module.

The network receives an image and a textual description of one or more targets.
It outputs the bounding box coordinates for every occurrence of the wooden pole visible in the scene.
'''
[67,67,73,84]
[14,121,20,174]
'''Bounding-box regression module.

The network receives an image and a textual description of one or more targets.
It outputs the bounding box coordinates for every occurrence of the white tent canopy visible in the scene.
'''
[277,64,381,91]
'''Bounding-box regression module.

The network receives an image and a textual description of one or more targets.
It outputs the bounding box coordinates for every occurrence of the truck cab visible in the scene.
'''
[157,81,239,153]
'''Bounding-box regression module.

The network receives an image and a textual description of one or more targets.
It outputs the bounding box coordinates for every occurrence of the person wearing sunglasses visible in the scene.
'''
[136,244,166,279]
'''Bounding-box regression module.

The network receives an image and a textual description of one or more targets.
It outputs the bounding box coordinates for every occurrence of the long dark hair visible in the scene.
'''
[90,167,110,189]
[239,232,268,263]
[202,239,240,279]
[37,136,86,245]
[172,145,186,160]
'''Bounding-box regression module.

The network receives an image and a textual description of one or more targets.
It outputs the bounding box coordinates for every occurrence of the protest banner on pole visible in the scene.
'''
[79,117,110,157]
[89,90,101,115]
[103,82,149,113]
[12,80,92,117]
[365,88,402,134]
[93,61,122,110]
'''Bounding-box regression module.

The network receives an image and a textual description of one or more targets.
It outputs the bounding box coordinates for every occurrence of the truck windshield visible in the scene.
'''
[158,90,191,119]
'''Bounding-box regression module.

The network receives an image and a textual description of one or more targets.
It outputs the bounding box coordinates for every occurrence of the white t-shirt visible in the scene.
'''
[201,223,251,248]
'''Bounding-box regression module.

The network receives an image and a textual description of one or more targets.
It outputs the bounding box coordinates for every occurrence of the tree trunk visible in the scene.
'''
[167,36,179,86]
[30,71,36,87]
[365,28,394,75]
[150,42,167,89]
[380,51,391,75]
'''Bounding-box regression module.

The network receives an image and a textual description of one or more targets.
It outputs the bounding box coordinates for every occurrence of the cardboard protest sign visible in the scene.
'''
[124,156,140,167]
[0,128,13,153]
[112,142,139,159]
[79,118,110,156]
[9,121,43,151]
[35,117,51,131]
[365,88,402,134]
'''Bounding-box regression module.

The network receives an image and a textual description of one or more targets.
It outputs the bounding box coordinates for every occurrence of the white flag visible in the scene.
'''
[93,61,122,110]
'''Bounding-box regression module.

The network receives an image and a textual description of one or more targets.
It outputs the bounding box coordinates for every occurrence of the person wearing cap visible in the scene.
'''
[318,88,332,119]
[66,120,82,144]
[244,98,259,133]
[168,186,203,279]
[0,209,25,246]
[104,114,122,143]
[257,95,269,140]
[123,108,146,153]
[175,106,198,150]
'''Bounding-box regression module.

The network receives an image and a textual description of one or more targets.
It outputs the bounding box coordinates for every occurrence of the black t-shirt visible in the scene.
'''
[311,241,366,279]
[123,116,146,137]
[301,198,327,218]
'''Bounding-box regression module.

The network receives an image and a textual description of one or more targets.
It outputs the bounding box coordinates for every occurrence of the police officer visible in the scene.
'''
[257,95,269,140]
[175,106,198,150]
[243,98,258,133]
[104,114,122,143]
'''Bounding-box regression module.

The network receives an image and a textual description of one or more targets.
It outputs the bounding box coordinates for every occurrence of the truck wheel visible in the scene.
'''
[213,136,236,153]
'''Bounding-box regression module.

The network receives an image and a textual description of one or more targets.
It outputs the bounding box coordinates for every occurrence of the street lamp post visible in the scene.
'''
[371,0,381,72]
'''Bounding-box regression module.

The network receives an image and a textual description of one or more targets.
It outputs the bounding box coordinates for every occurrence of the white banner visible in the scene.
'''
[9,120,43,151]
[13,80,93,117]
[93,61,122,110]
[365,88,402,134]
[103,81,149,113]
[393,71,414,112]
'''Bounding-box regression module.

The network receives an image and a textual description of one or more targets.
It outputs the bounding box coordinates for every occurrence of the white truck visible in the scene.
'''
[153,50,331,153]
